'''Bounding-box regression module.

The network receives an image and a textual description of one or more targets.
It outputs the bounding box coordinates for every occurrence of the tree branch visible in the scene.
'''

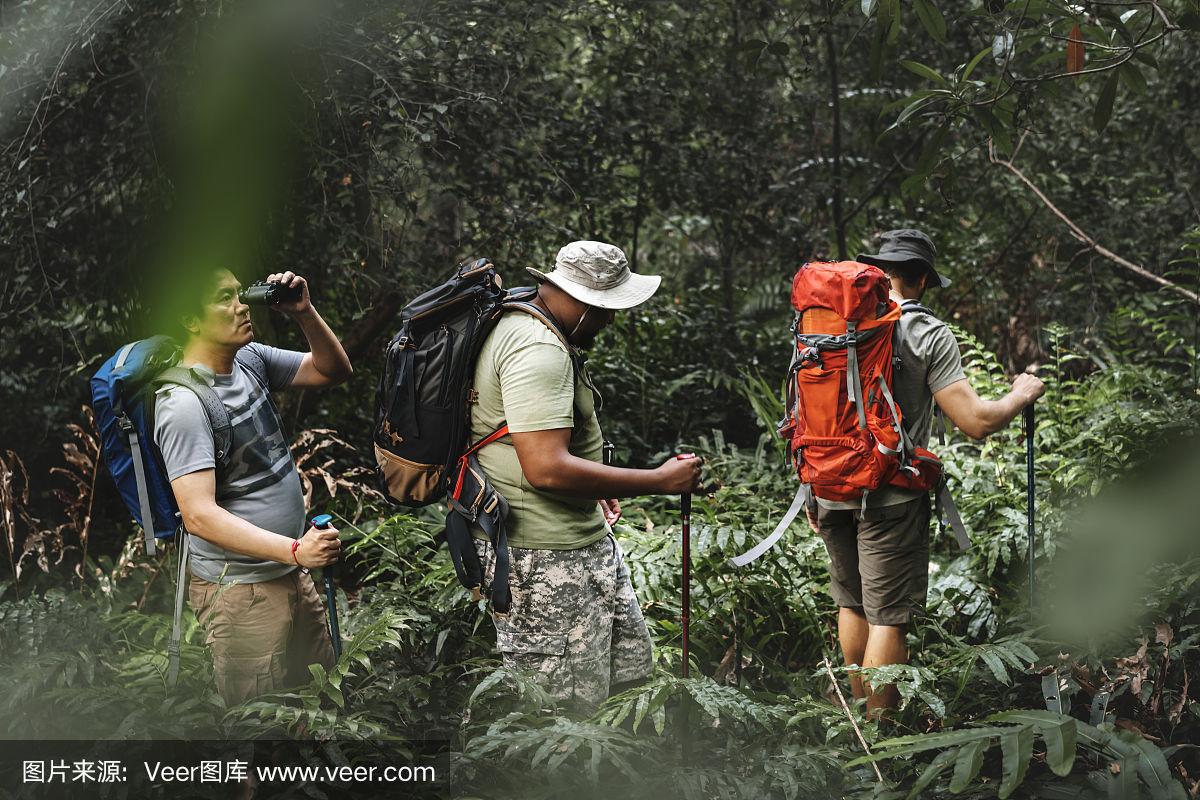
[989,139,1200,305]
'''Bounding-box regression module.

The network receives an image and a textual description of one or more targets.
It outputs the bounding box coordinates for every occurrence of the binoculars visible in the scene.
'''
[238,280,303,306]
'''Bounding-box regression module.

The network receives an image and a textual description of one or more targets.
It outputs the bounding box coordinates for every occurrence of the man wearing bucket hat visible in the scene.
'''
[467,240,701,709]
[809,228,1045,714]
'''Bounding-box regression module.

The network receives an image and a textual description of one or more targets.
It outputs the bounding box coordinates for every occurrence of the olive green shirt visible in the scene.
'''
[469,311,608,550]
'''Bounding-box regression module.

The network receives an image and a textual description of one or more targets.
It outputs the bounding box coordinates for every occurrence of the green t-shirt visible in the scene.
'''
[469,311,608,550]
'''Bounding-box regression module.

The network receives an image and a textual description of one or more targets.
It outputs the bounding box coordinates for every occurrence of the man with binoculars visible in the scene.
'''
[153,267,352,704]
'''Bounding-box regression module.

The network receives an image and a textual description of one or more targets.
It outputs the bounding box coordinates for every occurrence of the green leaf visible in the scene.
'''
[1043,719,1078,777]
[900,172,929,197]
[979,650,1011,685]
[889,90,951,130]
[901,60,946,83]
[949,738,988,793]
[915,123,950,174]
[913,0,947,43]
[961,46,992,82]
[1119,62,1147,95]
[998,725,1035,798]
[767,41,790,56]
[851,727,1001,764]
[988,711,1077,777]
[1129,736,1178,800]
[907,749,957,800]
[1093,70,1119,132]
[1116,755,1141,800]
[1133,50,1158,68]
[887,0,902,43]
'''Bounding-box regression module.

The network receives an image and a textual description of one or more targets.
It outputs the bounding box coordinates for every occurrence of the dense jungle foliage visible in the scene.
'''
[2,0,1200,798]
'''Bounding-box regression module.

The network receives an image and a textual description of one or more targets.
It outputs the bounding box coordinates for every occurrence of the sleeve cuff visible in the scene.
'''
[166,461,217,482]
[929,374,967,395]
[506,417,575,433]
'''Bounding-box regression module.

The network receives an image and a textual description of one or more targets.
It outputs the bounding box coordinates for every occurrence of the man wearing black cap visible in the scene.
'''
[809,228,1045,715]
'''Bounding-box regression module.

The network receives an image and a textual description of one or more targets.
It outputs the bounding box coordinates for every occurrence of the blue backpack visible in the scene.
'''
[91,335,268,684]
[90,335,237,556]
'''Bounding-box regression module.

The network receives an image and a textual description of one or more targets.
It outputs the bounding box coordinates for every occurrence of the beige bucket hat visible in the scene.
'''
[526,240,661,310]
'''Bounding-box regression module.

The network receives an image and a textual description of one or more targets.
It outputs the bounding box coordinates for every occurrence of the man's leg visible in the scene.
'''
[863,624,907,713]
[838,607,869,699]
[474,539,576,704]
[285,570,337,686]
[855,496,932,717]
[188,575,291,705]
[817,505,869,697]
[608,535,654,694]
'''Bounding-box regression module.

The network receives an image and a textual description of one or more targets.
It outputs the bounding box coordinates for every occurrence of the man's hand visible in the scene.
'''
[295,523,340,568]
[265,270,312,316]
[1011,372,1046,406]
[600,498,622,525]
[654,454,703,494]
[805,505,819,532]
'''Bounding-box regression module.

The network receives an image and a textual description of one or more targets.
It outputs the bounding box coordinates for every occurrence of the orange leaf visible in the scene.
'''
[1067,24,1085,75]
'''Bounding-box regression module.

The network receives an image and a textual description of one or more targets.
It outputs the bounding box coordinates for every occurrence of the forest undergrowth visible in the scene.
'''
[1,306,1198,800]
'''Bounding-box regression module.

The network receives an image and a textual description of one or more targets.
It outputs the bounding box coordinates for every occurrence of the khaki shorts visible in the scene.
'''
[816,495,931,626]
[473,534,653,710]
[188,569,336,705]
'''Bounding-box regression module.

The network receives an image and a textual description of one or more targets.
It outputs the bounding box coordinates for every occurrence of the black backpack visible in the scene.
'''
[374,258,578,613]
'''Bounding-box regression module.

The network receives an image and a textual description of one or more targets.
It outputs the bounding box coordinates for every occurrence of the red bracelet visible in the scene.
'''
[291,539,302,566]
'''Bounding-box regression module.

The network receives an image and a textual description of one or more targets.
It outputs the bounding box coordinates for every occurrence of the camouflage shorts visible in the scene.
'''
[473,534,653,710]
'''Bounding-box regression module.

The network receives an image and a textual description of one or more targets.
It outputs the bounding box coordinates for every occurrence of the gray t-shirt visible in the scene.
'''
[153,343,305,584]
[817,296,966,510]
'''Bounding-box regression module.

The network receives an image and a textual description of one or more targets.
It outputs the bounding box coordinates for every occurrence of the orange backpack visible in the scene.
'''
[731,261,969,569]
[778,260,942,505]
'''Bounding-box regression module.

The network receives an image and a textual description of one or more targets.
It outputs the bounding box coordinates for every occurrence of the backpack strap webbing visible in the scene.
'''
[500,300,573,350]
[152,367,234,469]
[845,321,867,430]
[112,344,159,557]
[936,480,971,550]
[499,300,603,414]
[728,483,810,567]
[167,530,190,686]
[233,346,268,388]
[900,300,936,317]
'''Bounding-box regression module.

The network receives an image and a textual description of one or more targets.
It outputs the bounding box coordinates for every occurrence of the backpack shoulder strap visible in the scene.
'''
[234,345,269,390]
[154,367,234,468]
[900,300,937,318]
[498,300,601,415]
[500,300,575,355]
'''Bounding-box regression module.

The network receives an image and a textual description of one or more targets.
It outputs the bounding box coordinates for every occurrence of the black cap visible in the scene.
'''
[856,229,950,289]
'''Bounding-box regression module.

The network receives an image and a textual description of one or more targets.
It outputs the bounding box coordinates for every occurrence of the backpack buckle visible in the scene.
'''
[117,413,134,434]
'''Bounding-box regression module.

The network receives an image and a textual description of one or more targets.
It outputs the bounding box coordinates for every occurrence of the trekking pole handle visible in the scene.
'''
[311,514,343,659]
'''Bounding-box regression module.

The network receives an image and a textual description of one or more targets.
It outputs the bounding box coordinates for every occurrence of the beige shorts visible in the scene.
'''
[474,534,653,710]
[188,569,336,705]
[816,495,932,626]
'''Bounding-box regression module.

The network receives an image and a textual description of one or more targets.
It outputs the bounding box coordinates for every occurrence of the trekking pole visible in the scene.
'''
[680,486,692,762]
[1024,404,1036,609]
[311,514,342,659]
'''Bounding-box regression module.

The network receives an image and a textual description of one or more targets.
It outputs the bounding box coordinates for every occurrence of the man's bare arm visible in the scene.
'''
[170,470,339,567]
[267,270,353,388]
[510,428,700,497]
[934,374,1045,440]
